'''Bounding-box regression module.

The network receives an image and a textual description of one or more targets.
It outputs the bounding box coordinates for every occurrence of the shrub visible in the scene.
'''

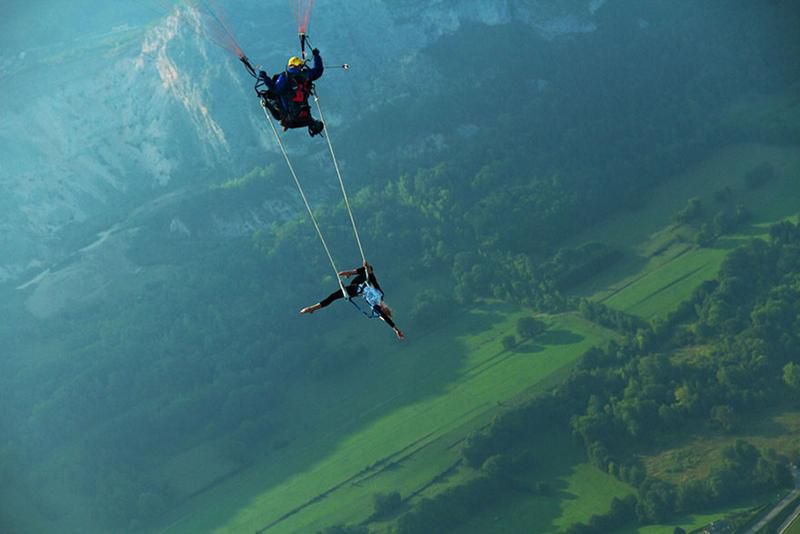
[674,197,703,225]
[372,491,403,519]
[516,317,546,339]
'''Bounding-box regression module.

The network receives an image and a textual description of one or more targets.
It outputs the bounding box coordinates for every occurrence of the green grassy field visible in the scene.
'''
[156,308,615,533]
[570,143,800,318]
[600,245,726,319]
[787,513,800,534]
[451,431,636,534]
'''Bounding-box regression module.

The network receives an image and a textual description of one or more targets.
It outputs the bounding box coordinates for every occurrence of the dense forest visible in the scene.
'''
[1,1,799,531]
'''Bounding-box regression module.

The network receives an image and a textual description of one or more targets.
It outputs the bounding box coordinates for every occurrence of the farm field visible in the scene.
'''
[157,308,615,533]
[451,431,636,534]
[600,245,726,319]
[574,143,800,319]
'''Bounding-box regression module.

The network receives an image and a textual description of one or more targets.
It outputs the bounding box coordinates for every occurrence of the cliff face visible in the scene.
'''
[1,0,603,307]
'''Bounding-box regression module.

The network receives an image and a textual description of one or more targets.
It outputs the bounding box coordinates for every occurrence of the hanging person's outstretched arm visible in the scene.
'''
[375,304,404,340]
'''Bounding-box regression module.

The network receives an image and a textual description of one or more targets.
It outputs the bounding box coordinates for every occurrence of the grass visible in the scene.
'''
[451,431,636,534]
[574,143,800,250]
[635,410,800,534]
[787,513,800,534]
[160,444,241,497]
[762,493,800,534]
[601,246,726,319]
[156,307,615,533]
[642,407,800,485]
[613,502,759,534]
[571,143,800,320]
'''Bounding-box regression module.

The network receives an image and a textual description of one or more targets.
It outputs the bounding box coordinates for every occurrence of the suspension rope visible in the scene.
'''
[312,91,367,265]
[260,103,346,295]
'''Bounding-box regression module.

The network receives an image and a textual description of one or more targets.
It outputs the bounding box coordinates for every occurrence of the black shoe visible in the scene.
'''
[308,121,325,137]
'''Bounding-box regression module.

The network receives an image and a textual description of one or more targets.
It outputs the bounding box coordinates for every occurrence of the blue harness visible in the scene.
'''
[349,282,384,318]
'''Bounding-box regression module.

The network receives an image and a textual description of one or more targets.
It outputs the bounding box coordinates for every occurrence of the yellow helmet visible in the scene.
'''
[287,56,304,68]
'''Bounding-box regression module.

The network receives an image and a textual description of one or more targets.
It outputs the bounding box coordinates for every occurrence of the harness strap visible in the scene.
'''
[348,295,379,319]
[347,280,383,318]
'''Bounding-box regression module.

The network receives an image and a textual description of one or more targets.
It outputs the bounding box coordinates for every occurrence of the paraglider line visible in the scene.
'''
[187,0,244,57]
[260,104,347,296]
[312,91,367,265]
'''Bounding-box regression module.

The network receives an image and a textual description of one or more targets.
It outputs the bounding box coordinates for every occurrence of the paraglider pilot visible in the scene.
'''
[252,48,325,137]
[300,261,405,340]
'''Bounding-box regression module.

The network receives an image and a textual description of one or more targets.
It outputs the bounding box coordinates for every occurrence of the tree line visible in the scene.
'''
[390,219,800,530]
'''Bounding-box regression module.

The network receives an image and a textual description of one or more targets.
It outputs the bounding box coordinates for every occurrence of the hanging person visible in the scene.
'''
[252,48,325,137]
[300,261,405,340]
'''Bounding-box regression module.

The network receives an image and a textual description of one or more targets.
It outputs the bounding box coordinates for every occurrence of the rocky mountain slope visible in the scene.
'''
[1,0,605,311]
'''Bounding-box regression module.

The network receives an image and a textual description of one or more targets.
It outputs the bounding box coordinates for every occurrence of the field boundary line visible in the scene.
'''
[406,458,464,501]
[627,262,709,311]
[598,245,694,304]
